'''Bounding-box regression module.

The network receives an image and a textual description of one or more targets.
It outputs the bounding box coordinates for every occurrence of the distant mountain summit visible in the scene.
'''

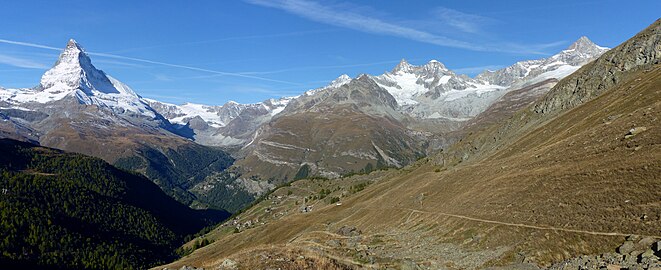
[476,36,608,87]
[0,40,235,209]
[40,39,118,94]
[1,39,155,119]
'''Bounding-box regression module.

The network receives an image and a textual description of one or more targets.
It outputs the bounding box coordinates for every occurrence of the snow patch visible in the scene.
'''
[169,103,224,127]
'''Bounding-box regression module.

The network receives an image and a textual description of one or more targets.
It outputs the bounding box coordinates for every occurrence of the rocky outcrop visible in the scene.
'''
[534,19,661,115]
[549,236,661,270]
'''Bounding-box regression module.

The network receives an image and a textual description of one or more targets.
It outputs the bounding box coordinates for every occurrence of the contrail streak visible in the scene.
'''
[0,38,301,85]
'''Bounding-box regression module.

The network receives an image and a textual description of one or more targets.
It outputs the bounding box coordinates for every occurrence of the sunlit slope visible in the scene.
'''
[159,19,661,269]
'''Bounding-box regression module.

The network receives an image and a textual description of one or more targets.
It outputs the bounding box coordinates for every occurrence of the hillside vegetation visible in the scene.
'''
[0,139,230,269]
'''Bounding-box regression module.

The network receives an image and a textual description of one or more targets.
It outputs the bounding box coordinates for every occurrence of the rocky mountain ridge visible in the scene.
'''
[0,36,610,210]
[143,37,606,149]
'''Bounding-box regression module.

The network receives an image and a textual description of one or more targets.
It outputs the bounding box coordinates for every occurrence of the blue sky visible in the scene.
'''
[0,0,658,105]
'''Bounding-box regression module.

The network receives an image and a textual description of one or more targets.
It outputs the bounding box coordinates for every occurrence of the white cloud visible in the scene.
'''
[245,0,484,51]
[0,54,48,69]
[433,7,495,34]
[245,0,565,54]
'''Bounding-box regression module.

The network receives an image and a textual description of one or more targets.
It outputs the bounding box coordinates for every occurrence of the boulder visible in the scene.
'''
[218,259,237,270]
[638,237,657,248]
[618,241,636,254]
[337,225,361,236]
[642,249,658,259]
[325,239,341,248]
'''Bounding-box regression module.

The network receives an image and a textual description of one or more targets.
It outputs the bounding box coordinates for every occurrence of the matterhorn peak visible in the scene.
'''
[53,39,89,68]
[392,59,413,73]
[40,39,119,94]
[66,39,83,50]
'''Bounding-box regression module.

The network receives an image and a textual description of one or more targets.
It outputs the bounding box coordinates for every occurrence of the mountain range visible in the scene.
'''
[1,14,660,270]
[0,36,608,212]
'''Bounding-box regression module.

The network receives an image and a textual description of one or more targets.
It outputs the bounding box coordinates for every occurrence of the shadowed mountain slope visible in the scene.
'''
[0,139,230,269]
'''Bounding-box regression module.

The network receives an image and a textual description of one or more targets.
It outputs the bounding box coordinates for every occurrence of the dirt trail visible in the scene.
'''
[394,207,661,239]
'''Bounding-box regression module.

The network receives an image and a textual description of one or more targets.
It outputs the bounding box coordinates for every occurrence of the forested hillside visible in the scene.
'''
[0,139,230,269]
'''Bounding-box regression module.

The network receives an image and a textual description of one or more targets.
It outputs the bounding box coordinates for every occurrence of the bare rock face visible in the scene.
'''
[186,116,210,130]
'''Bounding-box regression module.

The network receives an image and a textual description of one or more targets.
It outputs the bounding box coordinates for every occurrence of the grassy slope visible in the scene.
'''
[161,60,661,270]
[160,21,661,269]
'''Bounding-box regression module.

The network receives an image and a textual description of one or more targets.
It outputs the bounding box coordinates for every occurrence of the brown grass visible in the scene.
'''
[158,66,661,270]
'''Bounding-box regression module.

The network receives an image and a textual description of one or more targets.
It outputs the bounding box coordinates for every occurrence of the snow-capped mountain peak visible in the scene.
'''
[330,74,352,87]
[392,59,414,73]
[0,39,154,117]
[551,36,609,66]
[476,36,608,87]
[371,59,469,106]
[40,39,119,95]
[420,60,452,77]
[568,36,604,51]
[303,74,353,96]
